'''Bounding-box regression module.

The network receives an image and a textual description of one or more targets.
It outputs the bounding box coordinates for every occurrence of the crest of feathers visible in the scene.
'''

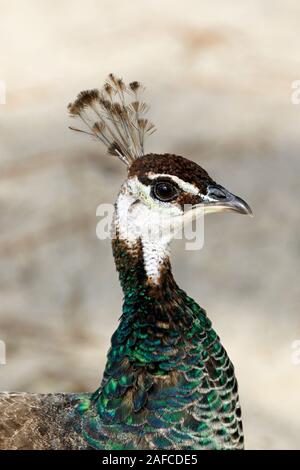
[68,73,156,166]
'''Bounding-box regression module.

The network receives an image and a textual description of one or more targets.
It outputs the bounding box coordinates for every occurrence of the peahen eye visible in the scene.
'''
[152,181,179,202]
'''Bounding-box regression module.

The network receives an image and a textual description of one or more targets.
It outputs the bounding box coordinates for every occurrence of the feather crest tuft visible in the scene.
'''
[68,74,156,166]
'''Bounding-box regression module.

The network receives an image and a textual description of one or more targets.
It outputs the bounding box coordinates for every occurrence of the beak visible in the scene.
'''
[202,184,253,216]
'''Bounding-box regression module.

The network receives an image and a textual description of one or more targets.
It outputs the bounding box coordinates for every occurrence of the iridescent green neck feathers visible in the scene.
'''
[76,235,243,450]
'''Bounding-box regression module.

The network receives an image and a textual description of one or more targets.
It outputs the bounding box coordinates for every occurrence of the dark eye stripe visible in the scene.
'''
[137,175,153,186]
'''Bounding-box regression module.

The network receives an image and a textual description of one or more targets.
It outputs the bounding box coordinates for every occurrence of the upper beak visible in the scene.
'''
[203,184,253,216]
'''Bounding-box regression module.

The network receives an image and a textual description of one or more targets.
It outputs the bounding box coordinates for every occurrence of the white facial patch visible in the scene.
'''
[114,179,182,284]
[114,175,201,284]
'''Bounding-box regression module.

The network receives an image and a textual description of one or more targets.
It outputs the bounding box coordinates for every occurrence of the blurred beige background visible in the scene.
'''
[1,0,300,449]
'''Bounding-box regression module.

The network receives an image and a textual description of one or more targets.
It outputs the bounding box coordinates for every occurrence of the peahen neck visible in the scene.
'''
[112,233,198,339]
[77,200,243,450]
[110,184,208,349]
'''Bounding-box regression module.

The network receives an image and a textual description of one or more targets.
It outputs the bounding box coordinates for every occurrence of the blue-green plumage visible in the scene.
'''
[76,235,244,450]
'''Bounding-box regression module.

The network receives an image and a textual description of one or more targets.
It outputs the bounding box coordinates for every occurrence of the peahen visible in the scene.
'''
[0,74,252,450]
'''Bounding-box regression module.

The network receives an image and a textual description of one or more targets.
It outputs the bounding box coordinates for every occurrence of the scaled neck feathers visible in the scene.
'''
[76,230,243,450]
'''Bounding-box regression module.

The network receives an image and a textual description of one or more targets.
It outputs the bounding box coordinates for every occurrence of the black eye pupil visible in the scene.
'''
[152,181,178,202]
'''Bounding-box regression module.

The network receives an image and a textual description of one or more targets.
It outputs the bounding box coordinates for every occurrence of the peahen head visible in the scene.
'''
[69,74,252,285]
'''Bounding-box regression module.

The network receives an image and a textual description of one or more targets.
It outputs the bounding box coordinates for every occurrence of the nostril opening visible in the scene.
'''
[207,187,227,199]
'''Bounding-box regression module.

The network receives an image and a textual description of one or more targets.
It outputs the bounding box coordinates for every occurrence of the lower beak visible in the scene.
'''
[203,184,253,216]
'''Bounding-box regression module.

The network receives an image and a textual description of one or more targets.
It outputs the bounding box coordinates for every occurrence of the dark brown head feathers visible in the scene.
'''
[68,74,156,166]
[129,153,215,193]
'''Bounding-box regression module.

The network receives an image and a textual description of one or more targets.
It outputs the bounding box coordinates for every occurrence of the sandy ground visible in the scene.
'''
[0,0,300,449]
